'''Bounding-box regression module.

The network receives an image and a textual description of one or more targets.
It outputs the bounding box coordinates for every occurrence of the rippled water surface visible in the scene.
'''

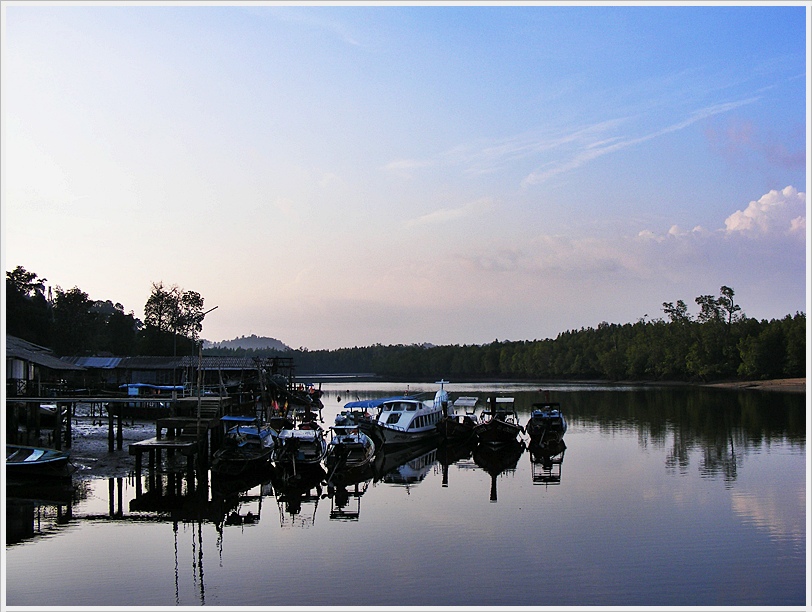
[4,383,807,607]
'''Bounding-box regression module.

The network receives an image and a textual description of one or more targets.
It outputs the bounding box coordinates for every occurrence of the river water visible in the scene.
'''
[4,382,807,607]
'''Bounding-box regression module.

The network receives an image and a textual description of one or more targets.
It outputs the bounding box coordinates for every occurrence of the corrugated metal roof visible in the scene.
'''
[59,354,258,371]
[6,335,86,371]
[64,356,123,369]
[179,355,258,370]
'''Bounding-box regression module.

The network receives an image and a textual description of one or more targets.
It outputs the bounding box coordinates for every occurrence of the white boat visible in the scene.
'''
[370,380,449,447]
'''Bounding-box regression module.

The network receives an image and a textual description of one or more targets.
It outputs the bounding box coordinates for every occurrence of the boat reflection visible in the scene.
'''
[373,440,439,490]
[436,438,478,488]
[271,463,327,528]
[473,439,525,502]
[327,478,371,521]
[528,436,566,486]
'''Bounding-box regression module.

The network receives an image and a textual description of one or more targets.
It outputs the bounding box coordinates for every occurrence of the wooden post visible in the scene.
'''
[135,451,142,482]
[116,414,123,450]
[9,403,19,444]
[108,408,115,452]
[65,403,72,449]
[34,402,41,439]
[54,403,62,451]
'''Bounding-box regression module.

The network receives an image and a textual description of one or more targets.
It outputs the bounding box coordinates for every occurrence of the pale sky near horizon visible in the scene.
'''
[2,2,809,351]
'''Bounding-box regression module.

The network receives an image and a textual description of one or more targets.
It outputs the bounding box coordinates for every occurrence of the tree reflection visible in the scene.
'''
[555,387,804,482]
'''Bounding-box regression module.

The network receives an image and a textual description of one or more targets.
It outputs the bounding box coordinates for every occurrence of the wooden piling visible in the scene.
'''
[65,403,72,448]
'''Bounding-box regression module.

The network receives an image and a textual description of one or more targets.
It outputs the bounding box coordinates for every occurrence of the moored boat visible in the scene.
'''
[472,396,524,446]
[370,380,449,447]
[325,424,376,484]
[6,444,73,479]
[211,416,276,476]
[273,424,328,471]
[436,396,481,441]
[525,394,567,444]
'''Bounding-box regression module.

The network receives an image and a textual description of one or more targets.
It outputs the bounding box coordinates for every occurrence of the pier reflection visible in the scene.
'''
[5,478,82,545]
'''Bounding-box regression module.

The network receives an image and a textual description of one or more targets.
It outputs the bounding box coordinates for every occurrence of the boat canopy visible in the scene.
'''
[343,395,415,409]
[220,415,258,424]
[119,383,184,394]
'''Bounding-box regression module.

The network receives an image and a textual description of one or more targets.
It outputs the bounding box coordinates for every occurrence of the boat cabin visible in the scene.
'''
[378,399,441,432]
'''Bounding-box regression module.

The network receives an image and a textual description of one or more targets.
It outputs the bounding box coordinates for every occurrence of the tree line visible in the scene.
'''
[209,286,805,383]
[6,265,806,382]
[6,266,207,356]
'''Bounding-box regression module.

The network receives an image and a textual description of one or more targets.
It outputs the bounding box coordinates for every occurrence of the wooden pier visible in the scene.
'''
[5,395,229,451]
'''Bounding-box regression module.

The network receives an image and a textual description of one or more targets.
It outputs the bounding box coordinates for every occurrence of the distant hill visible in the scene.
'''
[203,334,291,351]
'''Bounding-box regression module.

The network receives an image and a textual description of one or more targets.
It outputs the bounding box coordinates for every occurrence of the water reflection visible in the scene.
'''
[5,478,83,545]
[528,436,566,486]
[271,464,327,528]
[473,439,526,502]
[5,385,805,607]
[327,479,370,521]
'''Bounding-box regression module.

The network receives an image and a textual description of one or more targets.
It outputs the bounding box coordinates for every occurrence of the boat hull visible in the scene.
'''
[6,445,73,479]
[436,415,477,441]
[374,423,439,447]
[473,419,523,446]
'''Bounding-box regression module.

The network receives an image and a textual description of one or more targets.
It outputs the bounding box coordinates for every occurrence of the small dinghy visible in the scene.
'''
[6,445,73,479]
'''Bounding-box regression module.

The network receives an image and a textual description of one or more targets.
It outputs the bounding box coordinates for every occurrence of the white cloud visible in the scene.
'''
[724,186,806,236]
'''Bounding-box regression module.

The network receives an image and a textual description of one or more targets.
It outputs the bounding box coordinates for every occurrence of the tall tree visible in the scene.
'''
[140,281,206,355]
[52,286,95,355]
[5,266,52,345]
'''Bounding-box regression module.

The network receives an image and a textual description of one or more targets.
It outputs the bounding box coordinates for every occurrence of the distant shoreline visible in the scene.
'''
[300,375,807,393]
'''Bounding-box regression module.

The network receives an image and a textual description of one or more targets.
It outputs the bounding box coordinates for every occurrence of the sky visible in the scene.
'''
[2,2,809,351]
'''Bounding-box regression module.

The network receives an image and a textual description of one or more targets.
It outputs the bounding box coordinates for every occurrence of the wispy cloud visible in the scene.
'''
[521,97,761,187]
[383,95,762,189]
[405,197,493,227]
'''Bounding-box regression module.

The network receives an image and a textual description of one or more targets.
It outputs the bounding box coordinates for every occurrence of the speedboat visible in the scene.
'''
[211,416,276,476]
[370,380,450,447]
[472,396,524,446]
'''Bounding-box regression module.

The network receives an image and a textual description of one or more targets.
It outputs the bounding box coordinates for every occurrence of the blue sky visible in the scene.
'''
[2,3,808,350]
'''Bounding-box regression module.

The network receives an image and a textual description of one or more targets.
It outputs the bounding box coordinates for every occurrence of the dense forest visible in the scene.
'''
[6,265,806,383]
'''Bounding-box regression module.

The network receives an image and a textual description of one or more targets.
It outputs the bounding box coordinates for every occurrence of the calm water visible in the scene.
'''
[4,382,808,607]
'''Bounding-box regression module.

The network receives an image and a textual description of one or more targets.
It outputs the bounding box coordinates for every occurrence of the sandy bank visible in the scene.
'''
[703,377,806,393]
